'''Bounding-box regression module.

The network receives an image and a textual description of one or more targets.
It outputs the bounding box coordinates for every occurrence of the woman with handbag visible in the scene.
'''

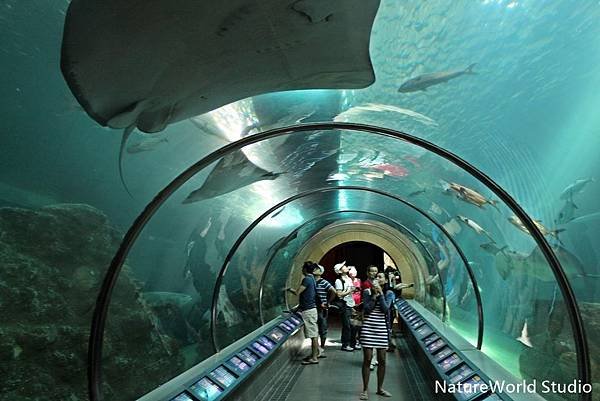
[359,266,392,400]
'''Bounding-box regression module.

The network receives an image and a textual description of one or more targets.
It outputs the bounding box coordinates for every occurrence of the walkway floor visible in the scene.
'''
[283,326,436,401]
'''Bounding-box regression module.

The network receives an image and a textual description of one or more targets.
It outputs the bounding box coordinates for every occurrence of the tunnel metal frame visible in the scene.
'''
[89,122,590,401]
[210,185,476,351]
[255,207,445,325]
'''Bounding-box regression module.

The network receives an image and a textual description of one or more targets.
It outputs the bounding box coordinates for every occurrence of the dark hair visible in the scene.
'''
[302,261,316,273]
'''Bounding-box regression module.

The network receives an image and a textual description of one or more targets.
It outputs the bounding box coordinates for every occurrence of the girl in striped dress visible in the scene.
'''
[359,266,392,400]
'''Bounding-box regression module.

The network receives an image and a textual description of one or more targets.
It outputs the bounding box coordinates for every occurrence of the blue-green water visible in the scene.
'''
[1,1,600,400]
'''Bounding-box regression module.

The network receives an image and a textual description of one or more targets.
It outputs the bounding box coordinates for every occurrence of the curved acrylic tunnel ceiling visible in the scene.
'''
[90,123,590,401]
[210,187,478,352]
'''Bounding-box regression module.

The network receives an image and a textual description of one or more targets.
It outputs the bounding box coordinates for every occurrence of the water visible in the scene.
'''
[1,1,600,400]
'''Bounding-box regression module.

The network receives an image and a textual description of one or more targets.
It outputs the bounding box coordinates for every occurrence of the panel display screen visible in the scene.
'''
[170,393,195,401]
[251,341,269,355]
[434,346,453,361]
[189,377,223,401]
[289,316,301,325]
[423,334,439,345]
[408,314,420,321]
[448,363,475,384]
[438,353,462,371]
[405,311,416,318]
[269,328,285,342]
[411,320,424,329]
[227,355,250,373]
[427,338,446,353]
[257,336,276,349]
[239,348,259,366]
[209,366,236,388]
[279,322,293,332]
[456,374,485,401]
[416,325,433,338]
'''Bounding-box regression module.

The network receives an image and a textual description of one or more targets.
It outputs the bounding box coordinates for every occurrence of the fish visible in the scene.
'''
[126,137,168,153]
[408,189,426,197]
[569,212,600,225]
[457,215,496,242]
[372,163,408,177]
[508,215,565,239]
[560,178,594,201]
[266,231,298,255]
[398,64,477,92]
[516,321,533,348]
[480,242,508,257]
[326,172,350,181]
[270,206,285,218]
[555,199,578,225]
[443,181,499,211]
[334,102,438,127]
[182,149,285,203]
[362,172,385,180]
[140,291,193,310]
[199,217,212,237]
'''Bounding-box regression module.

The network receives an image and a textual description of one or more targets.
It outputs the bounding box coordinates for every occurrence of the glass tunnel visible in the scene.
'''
[1,2,600,401]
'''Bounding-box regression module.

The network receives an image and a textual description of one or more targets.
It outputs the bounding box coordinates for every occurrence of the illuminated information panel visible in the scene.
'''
[434,346,453,361]
[226,355,250,374]
[456,374,486,401]
[448,363,475,384]
[438,353,462,371]
[257,336,276,350]
[189,377,222,401]
[238,349,259,366]
[268,328,285,342]
[209,366,236,388]
[427,338,446,353]
[279,322,293,332]
[251,341,269,356]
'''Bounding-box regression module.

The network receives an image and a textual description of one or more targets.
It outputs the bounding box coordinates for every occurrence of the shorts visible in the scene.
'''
[301,308,318,339]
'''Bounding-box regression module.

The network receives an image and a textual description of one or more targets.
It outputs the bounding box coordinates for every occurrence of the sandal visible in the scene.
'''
[301,359,319,365]
[359,391,369,400]
[376,389,392,397]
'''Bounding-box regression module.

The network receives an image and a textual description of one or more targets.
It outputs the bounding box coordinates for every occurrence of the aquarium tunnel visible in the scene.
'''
[2,1,600,401]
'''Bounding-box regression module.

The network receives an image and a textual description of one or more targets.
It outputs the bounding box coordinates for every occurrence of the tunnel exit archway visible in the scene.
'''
[318,241,386,282]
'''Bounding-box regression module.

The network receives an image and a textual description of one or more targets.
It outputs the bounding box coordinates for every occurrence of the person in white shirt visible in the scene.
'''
[334,261,356,352]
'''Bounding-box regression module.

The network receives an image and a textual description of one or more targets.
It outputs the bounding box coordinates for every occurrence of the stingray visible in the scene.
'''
[60,0,380,185]
[182,149,285,203]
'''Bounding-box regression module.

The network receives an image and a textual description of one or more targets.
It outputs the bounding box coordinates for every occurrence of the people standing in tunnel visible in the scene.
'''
[286,261,320,365]
[314,264,336,355]
[349,265,362,350]
[334,261,356,352]
[360,265,392,399]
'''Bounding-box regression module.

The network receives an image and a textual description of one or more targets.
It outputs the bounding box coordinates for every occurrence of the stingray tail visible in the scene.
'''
[119,125,135,198]
[465,63,477,74]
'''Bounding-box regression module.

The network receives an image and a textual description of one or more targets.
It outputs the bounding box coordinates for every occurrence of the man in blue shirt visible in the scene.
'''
[286,261,320,365]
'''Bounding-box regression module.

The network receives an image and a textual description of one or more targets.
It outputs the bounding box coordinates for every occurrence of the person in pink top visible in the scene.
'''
[348,266,362,350]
